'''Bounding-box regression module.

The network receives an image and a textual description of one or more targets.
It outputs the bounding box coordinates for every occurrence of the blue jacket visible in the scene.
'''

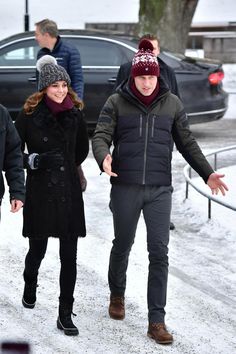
[0,105,25,203]
[37,36,84,99]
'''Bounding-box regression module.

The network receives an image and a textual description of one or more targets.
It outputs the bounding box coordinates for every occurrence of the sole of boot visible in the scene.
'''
[22,297,36,309]
[57,318,79,336]
[147,332,173,344]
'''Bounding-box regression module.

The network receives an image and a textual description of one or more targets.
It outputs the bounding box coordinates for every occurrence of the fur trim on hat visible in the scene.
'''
[36,55,71,91]
[36,55,57,72]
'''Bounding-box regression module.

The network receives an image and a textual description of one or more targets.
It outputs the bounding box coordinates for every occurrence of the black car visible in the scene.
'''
[0,29,228,128]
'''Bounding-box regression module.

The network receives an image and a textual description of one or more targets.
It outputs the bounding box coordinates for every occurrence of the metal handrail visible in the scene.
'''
[183,145,236,218]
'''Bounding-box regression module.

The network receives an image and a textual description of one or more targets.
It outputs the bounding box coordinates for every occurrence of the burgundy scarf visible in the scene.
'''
[44,94,74,115]
[130,78,159,106]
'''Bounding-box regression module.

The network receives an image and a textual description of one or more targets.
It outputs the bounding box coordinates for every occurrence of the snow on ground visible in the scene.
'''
[0,65,235,354]
[185,165,236,231]
[223,64,236,94]
[222,64,236,120]
[0,141,235,354]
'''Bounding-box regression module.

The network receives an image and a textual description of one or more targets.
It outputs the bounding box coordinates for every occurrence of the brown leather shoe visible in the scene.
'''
[147,323,173,344]
[109,295,125,320]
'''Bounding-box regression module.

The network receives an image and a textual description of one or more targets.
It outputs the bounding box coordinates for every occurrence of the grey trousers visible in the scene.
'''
[109,184,172,323]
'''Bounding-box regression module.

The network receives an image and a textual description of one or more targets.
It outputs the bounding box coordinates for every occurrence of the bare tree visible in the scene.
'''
[138,0,199,53]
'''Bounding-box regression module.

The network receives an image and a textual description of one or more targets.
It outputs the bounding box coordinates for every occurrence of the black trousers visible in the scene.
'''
[109,184,172,323]
[24,238,78,304]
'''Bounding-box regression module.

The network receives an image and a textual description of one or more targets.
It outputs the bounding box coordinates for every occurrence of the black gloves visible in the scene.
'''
[28,151,64,170]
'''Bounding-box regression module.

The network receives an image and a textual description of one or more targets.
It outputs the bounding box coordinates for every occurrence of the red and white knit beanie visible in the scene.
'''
[131,39,160,78]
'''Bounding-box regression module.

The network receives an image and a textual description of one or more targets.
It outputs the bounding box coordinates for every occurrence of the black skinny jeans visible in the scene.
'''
[24,238,78,304]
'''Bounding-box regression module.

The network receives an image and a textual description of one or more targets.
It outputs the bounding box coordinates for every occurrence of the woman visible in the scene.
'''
[15,55,89,336]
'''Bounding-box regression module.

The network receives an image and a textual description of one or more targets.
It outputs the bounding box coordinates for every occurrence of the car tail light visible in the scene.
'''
[208,71,224,85]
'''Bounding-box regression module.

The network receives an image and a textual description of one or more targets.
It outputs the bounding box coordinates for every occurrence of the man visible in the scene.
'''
[0,104,25,220]
[115,33,179,97]
[35,19,84,99]
[35,19,87,190]
[92,40,228,345]
[115,34,179,230]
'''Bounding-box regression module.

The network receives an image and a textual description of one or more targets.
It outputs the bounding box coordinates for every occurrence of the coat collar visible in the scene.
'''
[32,100,78,130]
[118,76,170,113]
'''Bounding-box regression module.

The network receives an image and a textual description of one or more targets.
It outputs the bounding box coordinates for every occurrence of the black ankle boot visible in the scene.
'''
[22,280,38,309]
[57,302,79,336]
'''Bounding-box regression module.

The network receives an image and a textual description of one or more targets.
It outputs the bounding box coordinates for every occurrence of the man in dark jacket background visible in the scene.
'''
[0,104,25,220]
[115,33,178,230]
[35,18,87,190]
[92,40,228,345]
[35,19,84,99]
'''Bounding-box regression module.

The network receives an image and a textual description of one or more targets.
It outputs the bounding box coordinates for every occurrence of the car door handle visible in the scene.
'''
[108,77,116,83]
[28,77,36,83]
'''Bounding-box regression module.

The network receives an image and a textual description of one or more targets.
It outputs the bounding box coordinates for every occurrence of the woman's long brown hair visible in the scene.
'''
[23,86,84,114]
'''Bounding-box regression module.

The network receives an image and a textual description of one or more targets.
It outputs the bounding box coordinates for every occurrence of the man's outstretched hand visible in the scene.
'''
[207,173,229,196]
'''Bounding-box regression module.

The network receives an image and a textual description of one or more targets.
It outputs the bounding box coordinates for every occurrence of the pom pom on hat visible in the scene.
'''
[138,39,154,51]
[36,55,57,72]
[36,55,71,91]
[131,39,160,78]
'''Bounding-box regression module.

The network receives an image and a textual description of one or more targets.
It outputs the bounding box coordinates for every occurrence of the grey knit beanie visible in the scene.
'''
[36,55,71,91]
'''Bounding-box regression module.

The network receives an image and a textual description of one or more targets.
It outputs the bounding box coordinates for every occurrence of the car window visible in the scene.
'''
[0,40,39,66]
[66,37,134,66]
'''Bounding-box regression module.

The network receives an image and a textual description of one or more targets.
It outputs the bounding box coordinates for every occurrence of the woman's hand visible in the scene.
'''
[10,199,23,213]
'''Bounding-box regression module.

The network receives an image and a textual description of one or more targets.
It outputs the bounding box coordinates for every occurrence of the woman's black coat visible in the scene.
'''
[15,100,89,240]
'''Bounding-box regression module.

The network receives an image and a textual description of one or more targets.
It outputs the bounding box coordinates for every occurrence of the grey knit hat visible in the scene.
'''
[36,55,71,91]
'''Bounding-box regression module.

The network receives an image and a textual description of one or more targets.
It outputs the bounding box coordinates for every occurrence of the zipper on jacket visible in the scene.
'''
[151,115,155,138]
[143,114,149,184]
[117,144,120,157]
[139,114,143,137]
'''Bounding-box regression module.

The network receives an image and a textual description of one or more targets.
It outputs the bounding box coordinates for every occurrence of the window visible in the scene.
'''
[0,40,39,66]
[68,38,134,66]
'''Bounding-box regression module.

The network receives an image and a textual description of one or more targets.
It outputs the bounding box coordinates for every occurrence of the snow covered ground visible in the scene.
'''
[0,143,235,354]
[223,65,236,128]
[0,67,235,354]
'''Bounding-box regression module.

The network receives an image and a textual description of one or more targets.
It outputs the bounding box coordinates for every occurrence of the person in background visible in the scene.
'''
[0,104,25,221]
[92,40,228,345]
[15,55,89,336]
[35,18,87,191]
[115,33,179,230]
